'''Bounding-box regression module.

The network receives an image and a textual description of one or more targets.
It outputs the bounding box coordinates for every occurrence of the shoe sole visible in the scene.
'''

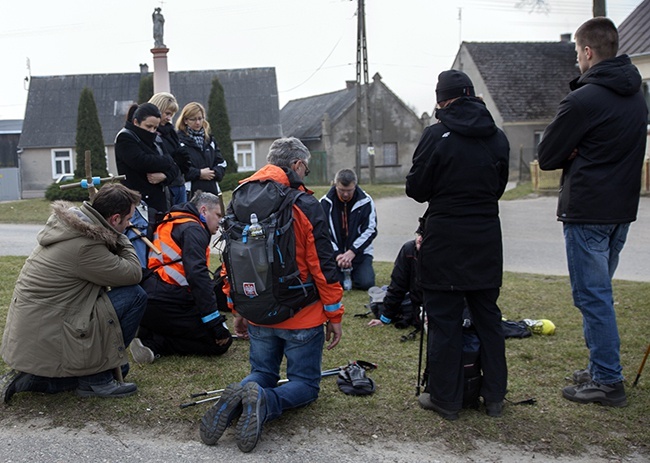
[562,389,628,407]
[130,338,155,364]
[236,383,266,452]
[200,384,243,445]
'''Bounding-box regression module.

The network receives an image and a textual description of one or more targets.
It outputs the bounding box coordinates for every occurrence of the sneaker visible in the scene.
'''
[199,383,244,445]
[76,379,137,398]
[485,400,504,418]
[417,392,459,421]
[236,382,267,452]
[130,338,155,364]
[1,370,32,404]
[572,368,591,384]
[562,380,627,407]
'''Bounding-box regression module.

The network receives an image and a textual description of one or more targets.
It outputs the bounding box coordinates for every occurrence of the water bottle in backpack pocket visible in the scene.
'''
[228,230,271,297]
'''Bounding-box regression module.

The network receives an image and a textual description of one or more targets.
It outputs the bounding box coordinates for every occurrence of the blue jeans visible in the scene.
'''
[563,223,629,384]
[169,184,187,207]
[27,285,148,392]
[338,253,375,290]
[241,324,325,422]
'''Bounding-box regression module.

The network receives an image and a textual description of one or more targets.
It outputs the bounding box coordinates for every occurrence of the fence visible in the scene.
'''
[530,159,650,193]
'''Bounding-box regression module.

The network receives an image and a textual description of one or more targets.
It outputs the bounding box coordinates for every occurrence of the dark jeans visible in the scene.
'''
[22,285,147,393]
[241,324,325,422]
[338,253,375,290]
[564,223,629,384]
[423,288,507,411]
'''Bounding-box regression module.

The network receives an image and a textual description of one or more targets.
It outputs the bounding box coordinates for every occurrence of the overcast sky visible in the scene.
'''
[0,0,642,120]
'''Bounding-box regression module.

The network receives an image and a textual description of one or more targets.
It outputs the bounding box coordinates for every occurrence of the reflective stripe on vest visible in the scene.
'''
[148,212,210,286]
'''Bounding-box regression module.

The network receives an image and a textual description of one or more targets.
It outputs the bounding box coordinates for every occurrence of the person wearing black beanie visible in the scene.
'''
[406,69,510,421]
[435,70,475,103]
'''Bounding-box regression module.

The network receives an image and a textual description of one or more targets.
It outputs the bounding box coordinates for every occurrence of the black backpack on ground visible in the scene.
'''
[421,315,482,409]
[221,179,319,325]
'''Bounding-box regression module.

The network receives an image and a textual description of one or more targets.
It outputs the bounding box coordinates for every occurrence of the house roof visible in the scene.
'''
[463,41,579,123]
[0,120,23,134]
[280,85,357,140]
[618,0,650,56]
[19,68,281,149]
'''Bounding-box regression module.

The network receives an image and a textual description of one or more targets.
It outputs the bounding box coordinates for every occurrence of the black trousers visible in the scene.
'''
[139,277,232,357]
[423,288,507,411]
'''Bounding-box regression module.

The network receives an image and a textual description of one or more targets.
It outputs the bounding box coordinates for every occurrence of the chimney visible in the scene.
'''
[346,80,357,90]
[560,33,572,43]
[139,63,149,75]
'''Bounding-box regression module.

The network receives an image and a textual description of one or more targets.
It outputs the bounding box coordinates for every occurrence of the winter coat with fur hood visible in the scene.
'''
[1,201,142,377]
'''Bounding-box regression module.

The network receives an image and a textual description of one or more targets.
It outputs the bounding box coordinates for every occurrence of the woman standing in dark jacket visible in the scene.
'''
[149,92,192,207]
[406,70,509,421]
[176,102,227,197]
[115,103,179,214]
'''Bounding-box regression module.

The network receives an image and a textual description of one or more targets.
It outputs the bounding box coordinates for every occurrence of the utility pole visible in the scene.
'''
[355,0,374,183]
[593,0,606,17]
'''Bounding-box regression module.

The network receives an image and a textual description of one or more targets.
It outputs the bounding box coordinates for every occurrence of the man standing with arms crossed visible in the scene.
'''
[538,17,648,407]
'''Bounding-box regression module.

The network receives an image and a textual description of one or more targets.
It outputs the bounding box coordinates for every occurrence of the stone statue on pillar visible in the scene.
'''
[152,7,165,48]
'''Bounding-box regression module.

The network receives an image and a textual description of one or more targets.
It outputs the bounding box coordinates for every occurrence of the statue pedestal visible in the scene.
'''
[151,47,170,94]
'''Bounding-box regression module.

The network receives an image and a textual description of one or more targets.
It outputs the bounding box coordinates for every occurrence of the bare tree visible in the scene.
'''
[516,0,606,17]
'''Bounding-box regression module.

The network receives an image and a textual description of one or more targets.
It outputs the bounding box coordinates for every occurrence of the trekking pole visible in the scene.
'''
[633,343,650,387]
[416,306,425,396]
[181,360,378,408]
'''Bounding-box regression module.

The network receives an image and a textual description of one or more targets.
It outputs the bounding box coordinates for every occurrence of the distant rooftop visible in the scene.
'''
[0,120,23,134]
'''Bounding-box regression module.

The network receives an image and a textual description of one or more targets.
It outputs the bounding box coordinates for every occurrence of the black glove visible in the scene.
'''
[204,314,231,341]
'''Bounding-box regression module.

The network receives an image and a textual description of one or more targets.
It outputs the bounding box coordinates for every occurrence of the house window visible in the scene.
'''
[359,143,397,166]
[52,149,73,179]
[235,141,255,172]
[114,100,135,117]
[383,143,398,165]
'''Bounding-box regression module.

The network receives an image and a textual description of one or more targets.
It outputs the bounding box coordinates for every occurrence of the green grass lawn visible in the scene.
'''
[0,256,648,459]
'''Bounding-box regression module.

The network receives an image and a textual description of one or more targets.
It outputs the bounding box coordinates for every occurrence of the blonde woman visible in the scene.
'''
[149,92,191,206]
[176,102,227,197]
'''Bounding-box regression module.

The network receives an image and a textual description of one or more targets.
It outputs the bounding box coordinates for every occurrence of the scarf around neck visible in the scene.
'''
[187,127,206,149]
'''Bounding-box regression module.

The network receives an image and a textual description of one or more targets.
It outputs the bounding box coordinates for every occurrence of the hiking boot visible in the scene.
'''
[417,392,459,421]
[199,383,244,446]
[562,380,627,407]
[572,368,591,384]
[236,382,267,452]
[485,400,503,418]
[130,338,156,364]
[1,370,33,404]
[76,379,137,398]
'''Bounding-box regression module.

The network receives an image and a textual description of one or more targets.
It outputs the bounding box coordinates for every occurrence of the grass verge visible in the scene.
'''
[0,257,648,459]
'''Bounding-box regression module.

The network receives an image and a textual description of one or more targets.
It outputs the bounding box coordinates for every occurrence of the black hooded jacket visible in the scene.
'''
[178,131,226,197]
[406,97,509,291]
[115,121,180,213]
[538,55,648,224]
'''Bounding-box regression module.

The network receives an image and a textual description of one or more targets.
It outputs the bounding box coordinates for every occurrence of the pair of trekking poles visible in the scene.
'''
[179,360,378,409]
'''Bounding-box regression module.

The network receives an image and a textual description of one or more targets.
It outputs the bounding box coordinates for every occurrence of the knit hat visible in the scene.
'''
[435,70,475,103]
